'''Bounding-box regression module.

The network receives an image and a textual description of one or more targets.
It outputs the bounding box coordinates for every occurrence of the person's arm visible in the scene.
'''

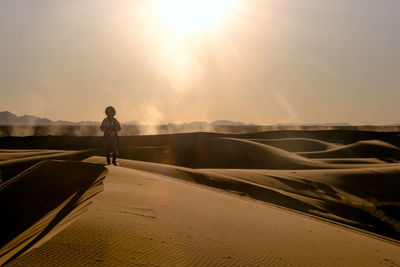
[100,119,106,132]
[114,119,121,132]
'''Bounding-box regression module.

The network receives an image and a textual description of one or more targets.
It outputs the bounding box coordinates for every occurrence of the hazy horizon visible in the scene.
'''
[1,110,354,125]
[1,0,399,125]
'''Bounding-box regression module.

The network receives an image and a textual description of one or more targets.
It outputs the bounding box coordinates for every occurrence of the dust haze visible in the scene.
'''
[2,124,400,137]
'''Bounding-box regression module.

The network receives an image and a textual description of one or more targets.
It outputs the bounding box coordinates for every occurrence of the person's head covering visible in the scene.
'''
[105,106,116,117]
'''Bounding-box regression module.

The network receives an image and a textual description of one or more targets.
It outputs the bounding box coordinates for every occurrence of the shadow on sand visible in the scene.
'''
[0,160,107,265]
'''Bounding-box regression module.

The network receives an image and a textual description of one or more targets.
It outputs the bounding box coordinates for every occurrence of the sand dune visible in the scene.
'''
[0,160,106,265]
[1,130,400,265]
[117,138,396,170]
[227,129,397,144]
[317,158,387,164]
[0,129,397,150]
[0,149,89,184]
[299,140,400,160]
[0,150,64,161]
[6,165,400,266]
[163,137,319,169]
[379,134,400,148]
[247,137,338,152]
[85,156,400,240]
[0,150,84,165]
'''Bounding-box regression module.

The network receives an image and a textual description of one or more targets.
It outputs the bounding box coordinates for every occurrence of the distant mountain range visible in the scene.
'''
[0,111,253,126]
[0,111,357,127]
[0,111,99,125]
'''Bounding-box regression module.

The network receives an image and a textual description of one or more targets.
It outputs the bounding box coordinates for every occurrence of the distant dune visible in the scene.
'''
[1,129,400,265]
[299,140,400,160]
[2,111,400,137]
[248,137,338,152]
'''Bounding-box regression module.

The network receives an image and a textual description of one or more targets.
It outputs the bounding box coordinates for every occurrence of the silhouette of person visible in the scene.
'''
[100,106,121,165]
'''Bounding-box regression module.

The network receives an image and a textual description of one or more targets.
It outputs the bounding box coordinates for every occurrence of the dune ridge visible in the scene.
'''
[299,140,400,160]
[0,150,90,184]
[86,156,400,241]
[248,137,338,152]
[0,160,107,265]
[1,129,400,265]
[115,137,398,170]
[7,165,400,266]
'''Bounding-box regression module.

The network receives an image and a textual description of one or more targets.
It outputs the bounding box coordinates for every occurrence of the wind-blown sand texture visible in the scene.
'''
[0,156,106,265]
[1,130,400,265]
[6,164,400,266]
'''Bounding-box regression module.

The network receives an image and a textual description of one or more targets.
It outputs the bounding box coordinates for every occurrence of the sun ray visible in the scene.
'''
[141,0,243,92]
[155,0,237,36]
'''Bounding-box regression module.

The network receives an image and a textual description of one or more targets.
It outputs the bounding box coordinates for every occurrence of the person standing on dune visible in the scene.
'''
[100,106,121,166]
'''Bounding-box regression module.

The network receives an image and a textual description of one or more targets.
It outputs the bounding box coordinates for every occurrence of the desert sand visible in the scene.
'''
[1,129,400,265]
[0,158,106,266]
[6,162,400,266]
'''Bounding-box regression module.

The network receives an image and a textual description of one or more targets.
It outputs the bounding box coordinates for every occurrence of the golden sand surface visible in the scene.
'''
[7,164,400,266]
[1,131,400,266]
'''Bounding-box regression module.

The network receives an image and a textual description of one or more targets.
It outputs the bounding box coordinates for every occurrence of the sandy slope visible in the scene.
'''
[1,130,400,265]
[86,156,400,240]
[115,137,398,170]
[0,149,90,183]
[299,140,400,159]
[7,165,400,266]
[0,160,106,265]
[0,150,85,166]
[248,137,338,152]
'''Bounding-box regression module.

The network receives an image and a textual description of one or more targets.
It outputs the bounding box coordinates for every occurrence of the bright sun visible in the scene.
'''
[156,0,237,35]
[146,0,239,92]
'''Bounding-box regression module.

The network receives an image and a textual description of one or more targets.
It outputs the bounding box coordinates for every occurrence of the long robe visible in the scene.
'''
[100,117,121,155]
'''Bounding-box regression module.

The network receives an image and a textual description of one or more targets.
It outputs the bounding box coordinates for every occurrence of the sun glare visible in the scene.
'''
[144,0,240,92]
[156,0,236,35]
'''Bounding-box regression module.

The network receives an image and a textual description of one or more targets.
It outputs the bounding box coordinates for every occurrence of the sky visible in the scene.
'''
[1,0,399,124]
